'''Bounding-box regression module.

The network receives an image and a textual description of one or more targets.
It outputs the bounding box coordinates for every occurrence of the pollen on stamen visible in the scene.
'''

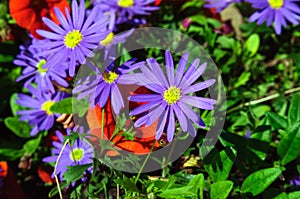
[163,86,181,105]
[41,100,55,115]
[64,30,83,49]
[118,0,134,8]
[268,0,284,9]
[70,148,84,161]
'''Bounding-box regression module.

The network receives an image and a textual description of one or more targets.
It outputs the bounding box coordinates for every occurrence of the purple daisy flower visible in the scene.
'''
[204,0,242,13]
[43,129,94,182]
[33,0,109,76]
[16,85,63,136]
[95,0,159,24]
[98,28,135,59]
[247,0,300,34]
[14,40,68,93]
[73,58,145,114]
[128,51,217,142]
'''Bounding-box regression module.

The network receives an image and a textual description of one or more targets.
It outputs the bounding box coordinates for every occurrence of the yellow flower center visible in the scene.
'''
[100,32,114,46]
[118,0,134,8]
[163,86,181,105]
[41,100,55,115]
[268,0,284,9]
[103,71,119,84]
[70,148,84,161]
[36,59,48,73]
[64,30,83,49]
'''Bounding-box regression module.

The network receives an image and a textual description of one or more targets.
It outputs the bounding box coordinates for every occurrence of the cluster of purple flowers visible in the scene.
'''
[205,0,300,34]
[13,0,161,184]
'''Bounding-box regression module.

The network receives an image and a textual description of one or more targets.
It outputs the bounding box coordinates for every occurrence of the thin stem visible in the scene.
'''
[54,139,70,199]
[227,86,300,114]
[134,140,157,184]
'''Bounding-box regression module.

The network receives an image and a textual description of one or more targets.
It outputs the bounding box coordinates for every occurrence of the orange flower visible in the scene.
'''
[9,0,70,39]
[0,162,8,178]
[86,86,162,156]
[38,164,55,184]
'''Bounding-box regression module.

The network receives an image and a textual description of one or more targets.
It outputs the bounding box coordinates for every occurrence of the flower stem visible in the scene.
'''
[134,140,157,185]
[227,86,300,114]
[54,139,70,199]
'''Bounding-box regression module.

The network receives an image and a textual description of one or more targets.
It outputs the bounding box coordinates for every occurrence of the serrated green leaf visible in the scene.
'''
[289,191,300,199]
[210,180,233,199]
[267,112,288,130]
[50,97,73,114]
[241,168,282,196]
[63,164,91,183]
[204,147,236,182]
[245,33,260,56]
[277,122,300,165]
[288,94,300,123]
[4,117,31,138]
[114,176,139,193]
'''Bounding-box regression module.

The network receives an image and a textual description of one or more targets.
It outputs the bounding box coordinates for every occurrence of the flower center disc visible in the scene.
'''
[70,148,84,161]
[118,0,134,8]
[41,100,55,115]
[37,59,48,73]
[64,30,83,49]
[100,32,114,46]
[268,0,284,9]
[103,71,119,84]
[163,86,181,105]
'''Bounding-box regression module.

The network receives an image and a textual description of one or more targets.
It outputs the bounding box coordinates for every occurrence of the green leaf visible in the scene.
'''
[0,148,25,161]
[23,135,42,154]
[210,181,233,199]
[204,148,236,182]
[73,97,89,117]
[114,176,139,193]
[158,185,195,199]
[48,182,68,198]
[273,192,288,199]
[267,112,288,130]
[4,117,31,138]
[10,93,25,116]
[234,72,251,88]
[188,173,204,198]
[241,167,282,196]
[277,122,300,165]
[288,94,300,123]
[50,97,73,114]
[63,164,92,183]
[244,33,260,56]
[289,191,300,199]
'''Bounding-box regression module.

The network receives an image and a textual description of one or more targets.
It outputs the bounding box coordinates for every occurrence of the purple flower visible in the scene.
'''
[98,28,135,59]
[16,86,64,136]
[290,175,300,186]
[204,0,242,13]
[14,39,68,93]
[73,58,145,114]
[128,51,217,142]
[33,0,109,76]
[95,0,159,24]
[247,0,300,34]
[43,129,94,182]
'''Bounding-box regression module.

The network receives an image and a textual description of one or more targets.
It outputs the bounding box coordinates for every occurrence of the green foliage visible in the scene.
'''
[241,168,283,196]
[210,181,233,199]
